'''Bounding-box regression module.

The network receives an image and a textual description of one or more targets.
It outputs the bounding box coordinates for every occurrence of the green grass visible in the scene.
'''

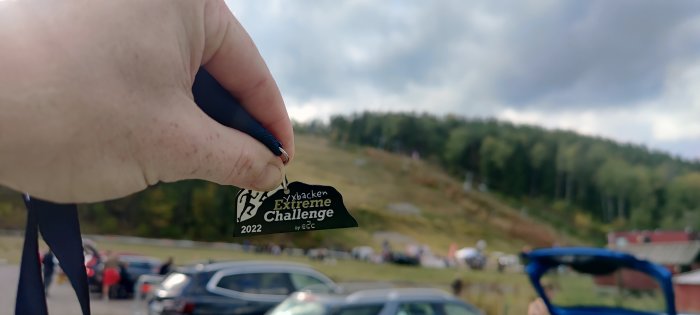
[0,234,24,264]
[545,272,666,312]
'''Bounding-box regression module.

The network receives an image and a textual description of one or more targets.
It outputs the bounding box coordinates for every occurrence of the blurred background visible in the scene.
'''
[2,1,700,314]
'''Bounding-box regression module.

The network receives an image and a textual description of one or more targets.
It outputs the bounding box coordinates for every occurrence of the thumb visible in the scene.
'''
[151,98,285,191]
[200,0,295,161]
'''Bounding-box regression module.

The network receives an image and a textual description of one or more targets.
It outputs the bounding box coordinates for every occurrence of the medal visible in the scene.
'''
[234,176,358,236]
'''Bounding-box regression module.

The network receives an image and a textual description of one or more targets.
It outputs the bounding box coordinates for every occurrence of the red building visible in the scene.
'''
[608,231,700,313]
[675,270,700,313]
[614,241,700,274]
[594,269,660,291]
[608,231,700,274]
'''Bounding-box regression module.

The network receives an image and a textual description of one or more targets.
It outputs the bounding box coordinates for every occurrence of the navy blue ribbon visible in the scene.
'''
[17,196,90,315]
[192,69,285,157]
[15,68,285,315]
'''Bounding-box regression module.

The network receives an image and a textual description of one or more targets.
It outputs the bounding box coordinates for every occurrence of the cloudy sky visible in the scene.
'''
[226,0,700,160]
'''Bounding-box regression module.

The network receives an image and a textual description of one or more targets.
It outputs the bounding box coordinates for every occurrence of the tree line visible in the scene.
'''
[77,180,239,241]
[320,112,700,231]
[0,180,325,247]
[2,111,698,242]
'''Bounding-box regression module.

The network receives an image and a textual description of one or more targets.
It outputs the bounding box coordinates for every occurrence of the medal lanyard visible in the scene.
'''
[16,68,288,315]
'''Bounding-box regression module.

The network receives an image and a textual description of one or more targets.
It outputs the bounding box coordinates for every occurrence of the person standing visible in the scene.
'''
[102,251,120,300]
[42,250,55,296]
[118,261,132,298]
[450,277,464,297]
[159,257,174,276]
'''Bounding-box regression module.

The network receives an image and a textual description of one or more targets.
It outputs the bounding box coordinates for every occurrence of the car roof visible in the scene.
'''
[301,288,458,305]
[177,260,322,274]
[347,288,455,303]
[348,288,454,302]
[118,255,161,263]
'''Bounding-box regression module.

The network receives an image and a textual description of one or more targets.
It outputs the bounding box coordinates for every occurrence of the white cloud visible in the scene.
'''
[497,57,700,146]
[647,59,700,141]
[226,0,700,158]
[285,81,479,123]
[497,107,650,142]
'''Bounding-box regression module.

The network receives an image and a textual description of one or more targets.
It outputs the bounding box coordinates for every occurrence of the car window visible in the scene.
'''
[442,303,480,315]
[396,303,437,315]
[217,272,293,295]
[333,304,384,315]
[396,303,435,315]
[127,262,152,269]
[290,273,333,292]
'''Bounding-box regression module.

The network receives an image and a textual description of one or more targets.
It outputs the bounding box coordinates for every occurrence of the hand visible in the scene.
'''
[527,298,550,315]
[0,0,294,203]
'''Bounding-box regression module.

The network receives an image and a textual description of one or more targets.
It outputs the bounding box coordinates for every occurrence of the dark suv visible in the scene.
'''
[148,260,338,315]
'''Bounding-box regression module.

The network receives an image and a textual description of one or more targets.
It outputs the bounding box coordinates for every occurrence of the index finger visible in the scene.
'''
[200,0,295,161]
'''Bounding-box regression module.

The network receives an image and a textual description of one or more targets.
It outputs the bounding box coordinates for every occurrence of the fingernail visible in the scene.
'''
[252,163,283,191]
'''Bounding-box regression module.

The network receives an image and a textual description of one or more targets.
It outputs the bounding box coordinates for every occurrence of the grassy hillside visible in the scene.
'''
[0,134,578,254]
[275,134,576,254]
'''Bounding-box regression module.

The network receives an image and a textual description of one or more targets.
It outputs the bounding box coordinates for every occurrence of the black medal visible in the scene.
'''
[234,179,357,236]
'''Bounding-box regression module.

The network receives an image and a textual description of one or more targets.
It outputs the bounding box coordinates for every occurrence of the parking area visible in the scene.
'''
[0,234,527,314]
[0,265,144,315]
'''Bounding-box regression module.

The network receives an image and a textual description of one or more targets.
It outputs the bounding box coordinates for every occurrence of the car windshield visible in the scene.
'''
[540,266,666,313]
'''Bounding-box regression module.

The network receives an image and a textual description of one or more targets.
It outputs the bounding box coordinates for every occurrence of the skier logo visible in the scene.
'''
[236,185,282,223]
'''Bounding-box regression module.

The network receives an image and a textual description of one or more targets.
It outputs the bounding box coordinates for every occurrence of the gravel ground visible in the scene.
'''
[0,264,146,315]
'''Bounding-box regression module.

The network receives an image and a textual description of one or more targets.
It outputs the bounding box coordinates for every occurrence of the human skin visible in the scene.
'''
[528,298,550,315]
[0,0,294,203]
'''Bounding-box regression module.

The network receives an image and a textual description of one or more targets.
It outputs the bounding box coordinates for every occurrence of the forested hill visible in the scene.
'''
[317,112,700,231]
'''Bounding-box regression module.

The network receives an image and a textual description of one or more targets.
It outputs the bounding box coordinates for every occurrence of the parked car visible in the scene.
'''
[352,246,375,261]
[387,252,420,266]
[268,288,484,315]
[148,260,339,315]
[455,248,486,270]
